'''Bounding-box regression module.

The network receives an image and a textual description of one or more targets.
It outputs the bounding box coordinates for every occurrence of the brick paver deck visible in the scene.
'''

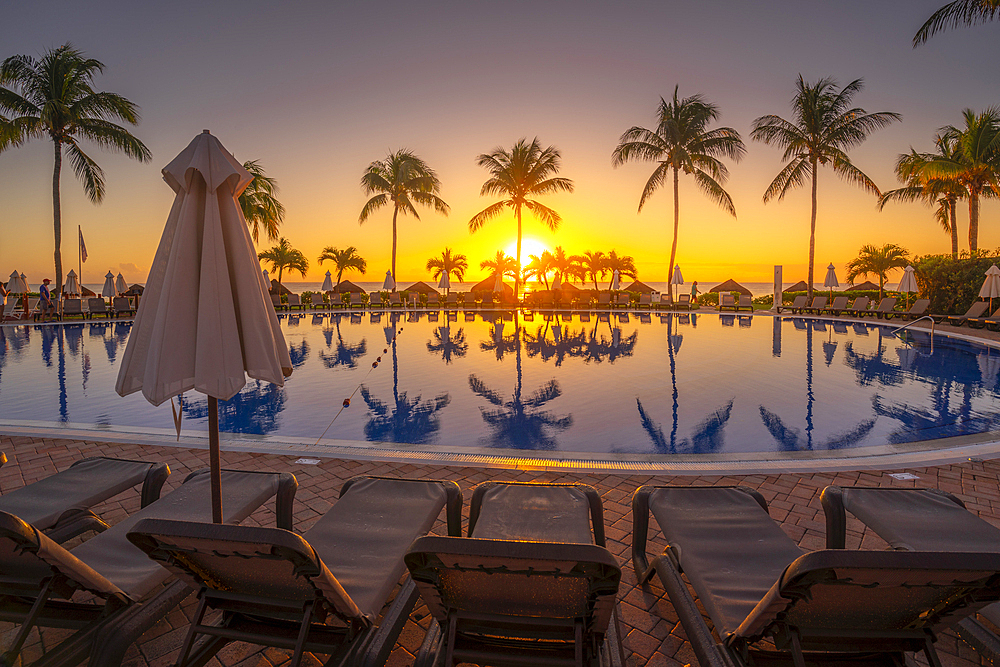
[2,433,998,667]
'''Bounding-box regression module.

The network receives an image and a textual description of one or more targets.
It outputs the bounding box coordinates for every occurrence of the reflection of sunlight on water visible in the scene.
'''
[3,314,1000,454]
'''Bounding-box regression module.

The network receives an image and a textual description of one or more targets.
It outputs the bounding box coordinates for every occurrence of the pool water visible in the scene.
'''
[1,312,999,455]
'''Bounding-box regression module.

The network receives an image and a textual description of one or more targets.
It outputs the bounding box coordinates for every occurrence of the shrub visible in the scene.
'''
[913,251,1000,315]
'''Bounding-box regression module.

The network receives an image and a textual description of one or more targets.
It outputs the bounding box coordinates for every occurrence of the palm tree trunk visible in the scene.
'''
[807,159,818,301]
[969,192,979,254]
[667,166,679,301]
[515,207,522,296]
[949,198,958,259]
[277,266,284,289]
[52,140,64,297]
[391,207,399,286]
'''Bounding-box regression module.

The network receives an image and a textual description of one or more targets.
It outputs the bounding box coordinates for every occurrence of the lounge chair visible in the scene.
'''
[821,485,1000,663]
[113,295,136,317]
[821,295,850,316]
[778,295,807,314]
[61,298,85,320]
[967,306,1000,329]
[270,293,285,311]
[843,295,870,316]
[676,293,691,310]
[596,292,612,309]
[718,294,737,311]
[0,468,296,666]
[802,296,827,314]
[654,293,672,310]
[633,485,1000,667]
[286,294,304,311]
[347,292,365,309]
[127,476,461,667]
[0,456,169,543]
[940,300,989,326]
[637,293,652,309]
[407,293,421,309]
[87,297,111,319]
[310,293,327,310]
[406,481,623,667]
[736,295,753,312]
[895,298,931,320]
[368,291,384,309]
[388,291,403,308]
[868,296,898,318]
[614,292,630,309]
[443,292,460,309]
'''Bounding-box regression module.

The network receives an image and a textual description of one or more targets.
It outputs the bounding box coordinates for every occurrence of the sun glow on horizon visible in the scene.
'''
[504,238,549,265]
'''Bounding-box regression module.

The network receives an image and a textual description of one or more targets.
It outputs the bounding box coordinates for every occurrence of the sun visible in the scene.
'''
[504,238,549,263]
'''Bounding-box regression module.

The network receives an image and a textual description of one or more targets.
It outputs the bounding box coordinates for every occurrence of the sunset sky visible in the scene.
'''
[2,1,999,287]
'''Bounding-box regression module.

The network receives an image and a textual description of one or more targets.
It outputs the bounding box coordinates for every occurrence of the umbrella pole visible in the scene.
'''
[208,396,223,524]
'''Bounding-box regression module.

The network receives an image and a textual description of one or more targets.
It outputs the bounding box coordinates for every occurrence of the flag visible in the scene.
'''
[79,227,88,263]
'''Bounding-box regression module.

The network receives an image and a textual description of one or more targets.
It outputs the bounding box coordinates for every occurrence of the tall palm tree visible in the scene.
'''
[258,237,309,289]
[604,250,637,289]
[480,251,519,281]
[317,245,367,287]
[579,251,607,290]
[879,135,966,258]
[846,243,911,300]
[0,44,151,295]
[469,138,574,294]
[919,108,1000,253]
[914,0,1000,45]
[751,77,900,299]
[612,87,745,289]
[426,247,468,292]
[359,149,450,286]
[239,160,285,244]
[524,251,554,289]
[548,246,581,286]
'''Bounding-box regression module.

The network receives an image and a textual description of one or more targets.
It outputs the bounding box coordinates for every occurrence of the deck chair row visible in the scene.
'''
[633,483,1000,667]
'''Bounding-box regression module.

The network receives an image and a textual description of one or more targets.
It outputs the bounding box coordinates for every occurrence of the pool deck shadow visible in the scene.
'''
[2,433,998,667]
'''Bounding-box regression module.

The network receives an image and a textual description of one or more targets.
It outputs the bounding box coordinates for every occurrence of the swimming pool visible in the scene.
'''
[2,311,1000,463]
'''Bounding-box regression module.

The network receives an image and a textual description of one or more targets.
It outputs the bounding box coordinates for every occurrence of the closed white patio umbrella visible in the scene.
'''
[8,271,27,317]
[670,265,684,301]
[897,265,918,309]
[321,271,334,292]
[437,271,451,294]
[115,273,128,295]
[980,265,1000,313]
[102,271,117,298]
[116,130,291,523]
[63,269,81,297]
[550,274,561,291]
[382,269,396,292]
[610,269,620,291]
[823,263,839,300]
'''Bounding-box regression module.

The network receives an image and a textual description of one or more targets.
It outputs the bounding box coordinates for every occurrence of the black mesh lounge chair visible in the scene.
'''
[0,456,169,543]
[0,468,296,667]
[899,298,930,320]
[941,300,989,326]
[86,297,111,319]
[967,307,1000,329]
[843,296,870,316]
[821,296,850,315]
[127,476,461,667]
[822,485,1000,663]
[112,295,136,317]
[802,296,827,314]
[777,295,807,314]
[406,481,624,667]
[632,485,1000,667]
[718,294,737,311]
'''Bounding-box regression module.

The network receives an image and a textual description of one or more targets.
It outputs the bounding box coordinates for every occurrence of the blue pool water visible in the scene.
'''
[1,312,999,455]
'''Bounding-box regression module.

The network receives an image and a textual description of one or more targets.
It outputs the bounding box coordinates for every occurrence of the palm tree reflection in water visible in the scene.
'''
[320,316,367,369]
[469,313,572,450]
[182,380,287,435]
[360,336,450,443]
[426,325,468,364]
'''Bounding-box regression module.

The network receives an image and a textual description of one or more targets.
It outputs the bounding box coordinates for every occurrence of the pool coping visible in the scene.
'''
[4,311,999,475]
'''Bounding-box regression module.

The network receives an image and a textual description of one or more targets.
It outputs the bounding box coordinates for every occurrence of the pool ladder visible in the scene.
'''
[889,316,935,355]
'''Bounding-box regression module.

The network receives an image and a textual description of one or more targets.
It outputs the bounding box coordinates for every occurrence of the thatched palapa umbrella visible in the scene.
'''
[116,131,291,524]
[709,279,751,296]
[783,280,809,293]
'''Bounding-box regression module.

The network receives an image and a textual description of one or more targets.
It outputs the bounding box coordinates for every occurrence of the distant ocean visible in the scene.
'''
[81,281,824,298]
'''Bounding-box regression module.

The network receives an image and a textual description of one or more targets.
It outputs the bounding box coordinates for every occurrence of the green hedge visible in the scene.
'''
[913,251,1000,315]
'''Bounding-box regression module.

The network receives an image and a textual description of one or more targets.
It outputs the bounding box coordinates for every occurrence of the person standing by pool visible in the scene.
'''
[690,281,699,305]
[39,278,55,322]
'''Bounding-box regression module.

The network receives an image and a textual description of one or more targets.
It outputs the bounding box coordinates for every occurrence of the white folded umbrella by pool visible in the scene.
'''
[551,274,562,290]
[115,272,128,294]
[383,269,396,292]
[897,265,918,308]
[116,130,291,523]
[7,270,27,317]
[321,270,333,292]
[610,269,620,291]
[979,265,1000,299]
[670,265,684,300]
[437,271,451,293]
[102,271,117,298]
[63,269,81,297]
[824,263,839,300]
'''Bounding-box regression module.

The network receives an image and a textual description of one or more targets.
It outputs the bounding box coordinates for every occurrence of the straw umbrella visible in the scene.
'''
[897,265,918,309]
[979,265,1000,314]
[116,130,291,524]
[670,265,684,302]
[823,263,839,301]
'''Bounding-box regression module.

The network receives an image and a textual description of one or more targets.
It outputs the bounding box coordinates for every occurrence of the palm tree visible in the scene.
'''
[604,250,637,289]
[426,247,468,294]
[524,251,554,289]
[317,246,367,287]
[469,138,574,294]
[846,243,911,300]
[239,160,285,244]
[612,87,745,289]
[258,237,309,289]
[359,149,450,286]
[914,0,1000,45]
[480,251,519,282]
[549,246,581,286]
[918,108,1000,253]
[0,44,151,295]
[751,77,900,300]
[879,135,966,258]
[579,251,607,290]
[426,326,468,364]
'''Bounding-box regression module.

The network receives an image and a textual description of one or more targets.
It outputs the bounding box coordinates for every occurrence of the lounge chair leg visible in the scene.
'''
[788,629,807,667]
[575,618,585,667]
[922,633,944,667]
[444,613,458,667]
[289,601,316,667]
[174,592,210,667]
[414,621,444,667]
[1,577,55,666]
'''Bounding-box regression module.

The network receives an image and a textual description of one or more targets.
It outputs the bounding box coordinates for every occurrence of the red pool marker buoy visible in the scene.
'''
[343,398,350,407]
[372,361,378,368]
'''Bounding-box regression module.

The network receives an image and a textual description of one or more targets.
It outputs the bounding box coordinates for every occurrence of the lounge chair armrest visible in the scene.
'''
[139,462,171,508]
[819,486,847,549]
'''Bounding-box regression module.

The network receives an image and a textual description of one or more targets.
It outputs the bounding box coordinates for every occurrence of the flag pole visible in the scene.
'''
[78,225,82,289]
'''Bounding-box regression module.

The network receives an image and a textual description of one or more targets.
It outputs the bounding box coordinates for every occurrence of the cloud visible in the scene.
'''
[119,262,143,280]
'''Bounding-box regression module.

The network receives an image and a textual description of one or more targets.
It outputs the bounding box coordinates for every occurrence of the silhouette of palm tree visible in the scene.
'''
[360,338,450,444]
[479,318,520,361]
[580,323,637,364]
[288,340,310,369]
[426,325,468,364]
[320,318,367,369]
[182,380,287,435]
[468,314,571,450]
[522,323,585,366]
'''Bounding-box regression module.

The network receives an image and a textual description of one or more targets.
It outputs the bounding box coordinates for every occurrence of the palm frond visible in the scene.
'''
[65,141,105,203]
[914,0,1000,45]
[468,201,508,232]
[358,194,389,224]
